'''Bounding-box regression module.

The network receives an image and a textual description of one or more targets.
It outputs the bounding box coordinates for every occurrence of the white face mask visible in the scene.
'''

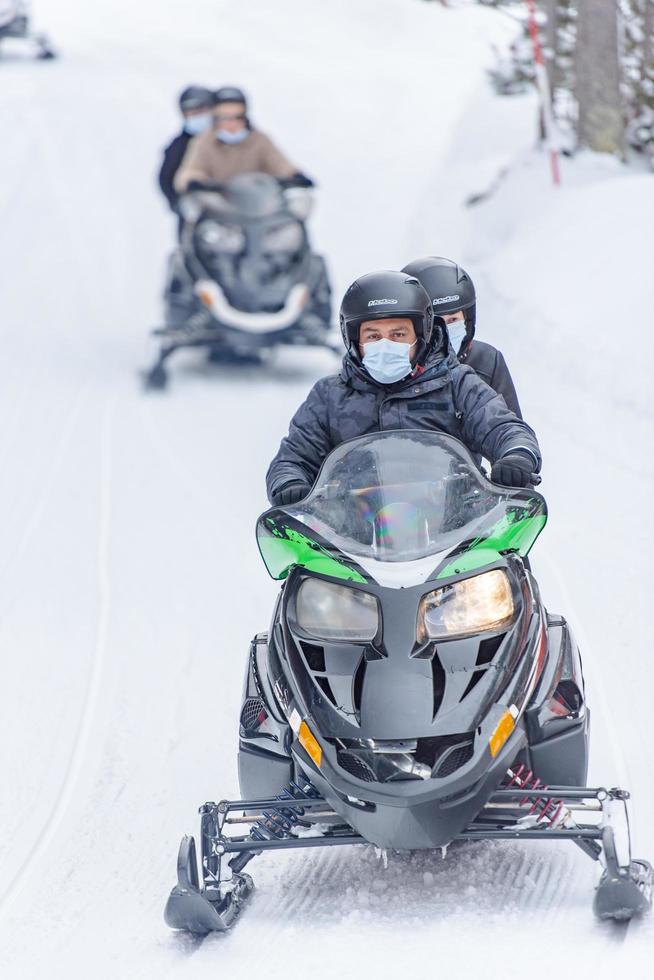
[362,338,416,385]
[447,320,467,356]
[216,127,249,144]
[184,113,212,135]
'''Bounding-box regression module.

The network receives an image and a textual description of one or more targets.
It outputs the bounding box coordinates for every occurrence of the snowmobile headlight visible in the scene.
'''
[197,220,245,254]
[418,569,516,641]
[264,221,304,253]
[295,578,379,642]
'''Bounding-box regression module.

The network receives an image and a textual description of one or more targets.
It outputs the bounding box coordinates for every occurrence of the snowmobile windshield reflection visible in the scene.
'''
[283,431,508,563]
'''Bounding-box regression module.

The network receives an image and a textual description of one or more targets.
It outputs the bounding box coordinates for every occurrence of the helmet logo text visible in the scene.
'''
[433,295,460,305]
[367,298,398,307]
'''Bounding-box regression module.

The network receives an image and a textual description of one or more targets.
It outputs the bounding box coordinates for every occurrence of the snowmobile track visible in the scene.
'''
[0,397,116,918]
[0,385,90,613]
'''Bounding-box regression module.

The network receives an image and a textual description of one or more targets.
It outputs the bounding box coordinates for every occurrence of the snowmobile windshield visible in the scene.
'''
[213,173,286,219]
[258,430,547,580]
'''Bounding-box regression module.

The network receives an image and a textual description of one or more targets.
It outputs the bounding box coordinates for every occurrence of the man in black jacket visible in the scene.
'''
[158,85,215,213]
[267,271,540,506]
[402,257,521,417]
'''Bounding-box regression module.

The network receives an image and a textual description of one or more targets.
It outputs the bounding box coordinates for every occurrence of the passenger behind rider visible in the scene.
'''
[266,271,541,506]
[174,85,313,193]
[158,85,216,214]
[403,257,521,417]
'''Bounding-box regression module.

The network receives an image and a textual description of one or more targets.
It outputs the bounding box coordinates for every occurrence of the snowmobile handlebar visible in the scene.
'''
[186,179,226,194]
[278,172,315,190]
[185,173,314,195]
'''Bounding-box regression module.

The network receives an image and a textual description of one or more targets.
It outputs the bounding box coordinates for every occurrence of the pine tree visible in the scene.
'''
[622,0,654,164]
[545,0,577,142]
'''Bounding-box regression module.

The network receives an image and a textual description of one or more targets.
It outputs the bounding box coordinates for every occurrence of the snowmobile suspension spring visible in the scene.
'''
[505,765,567,828]
[250,780,320,843]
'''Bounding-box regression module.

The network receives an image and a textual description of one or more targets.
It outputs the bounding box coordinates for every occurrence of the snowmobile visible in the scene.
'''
[144,173,336,389]
[0,2,55,59]
[165,430,653,933]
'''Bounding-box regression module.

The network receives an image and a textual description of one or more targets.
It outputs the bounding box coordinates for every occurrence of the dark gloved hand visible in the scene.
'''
[271,481,311,506]
[490,451,537,488]
[279,172,314,189]
[187,179,225,193]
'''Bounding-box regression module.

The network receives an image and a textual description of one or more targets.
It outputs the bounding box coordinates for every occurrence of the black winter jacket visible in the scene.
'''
[158,131,192,211]
[266,349,540,503]
[461,339,522,418]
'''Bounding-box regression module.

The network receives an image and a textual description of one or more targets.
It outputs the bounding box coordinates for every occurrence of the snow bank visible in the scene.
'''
[461,149,654,869]
[481,153,654,424]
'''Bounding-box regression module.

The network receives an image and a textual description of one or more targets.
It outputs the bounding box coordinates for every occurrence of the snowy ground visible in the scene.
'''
[1,1,653,977]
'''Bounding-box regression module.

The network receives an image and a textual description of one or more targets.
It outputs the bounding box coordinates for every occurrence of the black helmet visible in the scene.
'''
[214,86,248,108]
[178,85,215,113]
[402,256,476,342]
[339,271,437,361]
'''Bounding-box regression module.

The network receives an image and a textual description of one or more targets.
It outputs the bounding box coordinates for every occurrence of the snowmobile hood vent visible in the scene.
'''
[299,640,364,724]
[335,733,475,784]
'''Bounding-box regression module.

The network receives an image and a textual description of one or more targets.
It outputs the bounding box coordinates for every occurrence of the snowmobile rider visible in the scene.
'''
[403,256,522,417]
[173,86,313,193]
[266,271,541,506]
[158,85,216,213]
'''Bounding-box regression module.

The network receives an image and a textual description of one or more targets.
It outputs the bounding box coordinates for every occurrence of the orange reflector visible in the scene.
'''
[198,289,213,308]
[489,710,515,758]
[298,720,322,768]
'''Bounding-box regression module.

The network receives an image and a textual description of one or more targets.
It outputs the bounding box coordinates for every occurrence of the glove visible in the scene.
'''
[187,179,226,193]
[271,481,311,506]
[490,451,537,488]
[279,172,314,189]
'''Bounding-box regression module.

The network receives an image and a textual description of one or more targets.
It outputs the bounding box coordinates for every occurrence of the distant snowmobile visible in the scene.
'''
[165,430,653,933]
[143,173,335,389]
[0,2,56,59]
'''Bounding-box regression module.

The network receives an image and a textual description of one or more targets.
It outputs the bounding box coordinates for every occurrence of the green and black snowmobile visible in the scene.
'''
[165,430,653,933]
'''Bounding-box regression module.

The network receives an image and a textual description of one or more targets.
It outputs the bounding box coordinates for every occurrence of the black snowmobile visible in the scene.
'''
[144,173,335,389]
[0,2,56,59]
[165,430,653,932]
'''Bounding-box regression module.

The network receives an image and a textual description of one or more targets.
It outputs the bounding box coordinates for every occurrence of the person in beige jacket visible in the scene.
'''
[174,85,310,193]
